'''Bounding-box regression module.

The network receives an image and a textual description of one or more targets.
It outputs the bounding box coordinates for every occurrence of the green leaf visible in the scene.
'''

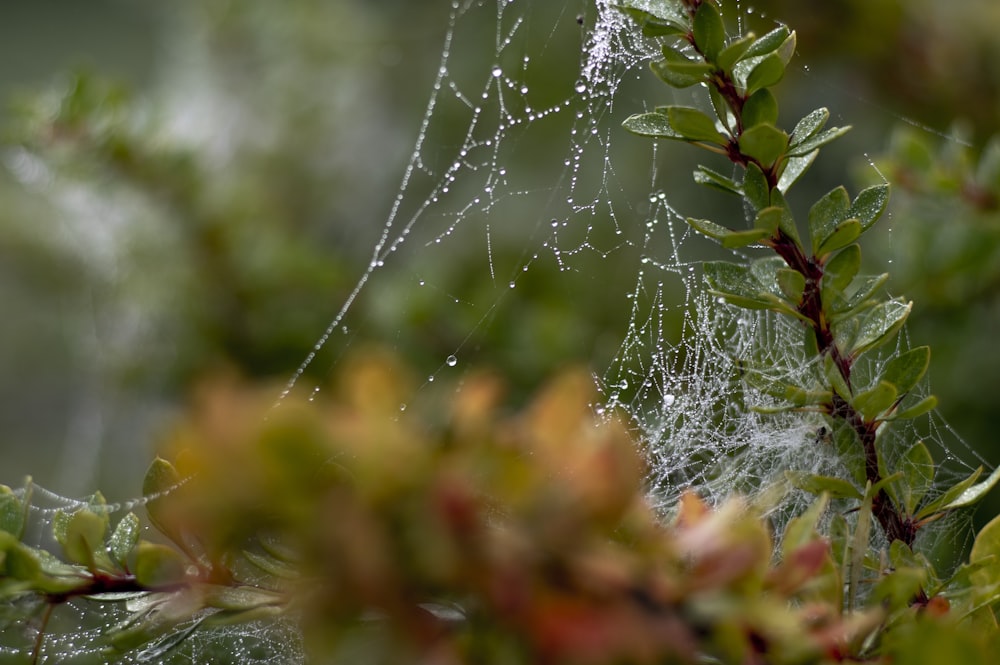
[742,89,778,129]
[694,165,742,196]
[787,125,851,158]
[692,1,725,62]
[852,380,898,420]
[841,298,912,357]
[61,509,107,567]
[767,188,801,244]
[745,54,786,95]
[615,5,688,37]
[898,441,935,515]
[913,468,981,522]
[665,106,727,144]
[970,512,1000,589]
[687,217,771,248]
[110,513,141,569]
[622,111,682,139]
[789,108,830,146]
[873,566,926,612]
[143,457,183,545]
[891,394,938,421]
[708,85,734,133]
[831,273,889,320]
[782,494,829,555]
[134,542,188,588]
[934,465,1000,514]
[0,486,24,538]
[703,261,773,309]
[0,531,43,583]
[824,354,852,402]
[881,346,930,395]
[738,123,788,166]
[753,206,783,235]
[823,244,861,293]
[849,183,890,232]
[776,268,805,302]
[777,150,817,192]
[650,47,715,88]
[809,186,851,256]
[717,33,755,71]
[816,219,861,257]
[742,25,792,60]
[742,161,770,211]
[786,471,862,500]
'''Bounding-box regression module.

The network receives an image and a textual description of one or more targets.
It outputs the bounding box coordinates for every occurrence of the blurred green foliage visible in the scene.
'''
[4,356,999,663]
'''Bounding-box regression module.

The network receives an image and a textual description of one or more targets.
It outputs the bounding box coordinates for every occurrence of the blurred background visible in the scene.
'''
[1,0,998,525]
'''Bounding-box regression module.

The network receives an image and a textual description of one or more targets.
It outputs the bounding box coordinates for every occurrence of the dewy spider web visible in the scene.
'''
[3,0,993,662]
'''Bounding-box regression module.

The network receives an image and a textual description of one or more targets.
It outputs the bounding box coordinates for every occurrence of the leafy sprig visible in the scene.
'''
[620,0,1000,652]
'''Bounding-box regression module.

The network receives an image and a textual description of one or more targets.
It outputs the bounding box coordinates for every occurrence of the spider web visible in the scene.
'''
[3,0,993,662]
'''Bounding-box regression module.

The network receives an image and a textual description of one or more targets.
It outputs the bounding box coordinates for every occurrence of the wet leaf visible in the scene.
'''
[738,123,787,166]
[62,509,107,567]
[143,457,183,544]
[665,106,727,144]
[898,440,934,514]
[891,394,938,421]
[687,217,770,248]
[881,346,930,395]
[808,186,850,256]
[849,183,890,231]
[110,513,141,569]
[776,268,805,302]
[822,244,861,293]
[651,47,715,88]
[622,111,682,139]
[741,25,791,60]
[745,54,785,94]
[692,1,725,61]
[777,149,817,192]
[852,380,897,420]
[816,219,861,257]
[785,471,862,500]
[933,465,1000,514]
[839,298,911,357]
[742,89,778,129]
[694,165,742,196]
[789,107,829,146]
[742,161,770,211]
[786,125,851,157]
[703,261,772,309]
[717,33,755,70]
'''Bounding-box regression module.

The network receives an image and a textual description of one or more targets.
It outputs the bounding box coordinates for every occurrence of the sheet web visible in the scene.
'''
[4,0,992,662]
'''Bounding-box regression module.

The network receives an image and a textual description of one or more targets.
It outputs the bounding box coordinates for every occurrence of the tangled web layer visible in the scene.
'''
[3,0,992,662]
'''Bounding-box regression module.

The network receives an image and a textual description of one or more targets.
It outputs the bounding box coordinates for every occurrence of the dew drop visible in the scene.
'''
[508,281,516,289]
[574,81,587,93]
[664,394,676,407]
[491,66,502,78]
[446,355,458,367]
[399,403,407,412]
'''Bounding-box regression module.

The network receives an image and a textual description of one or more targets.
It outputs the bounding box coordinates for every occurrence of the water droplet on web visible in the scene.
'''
[428,375,435,383]
[498,168,506,176]
[663,394,676,407]
[508,281,516,289]
[492,66,502,77]
[399,403,407,412]
[520,85,529,94]
[575,80,587,93]
[446,355,458,367]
